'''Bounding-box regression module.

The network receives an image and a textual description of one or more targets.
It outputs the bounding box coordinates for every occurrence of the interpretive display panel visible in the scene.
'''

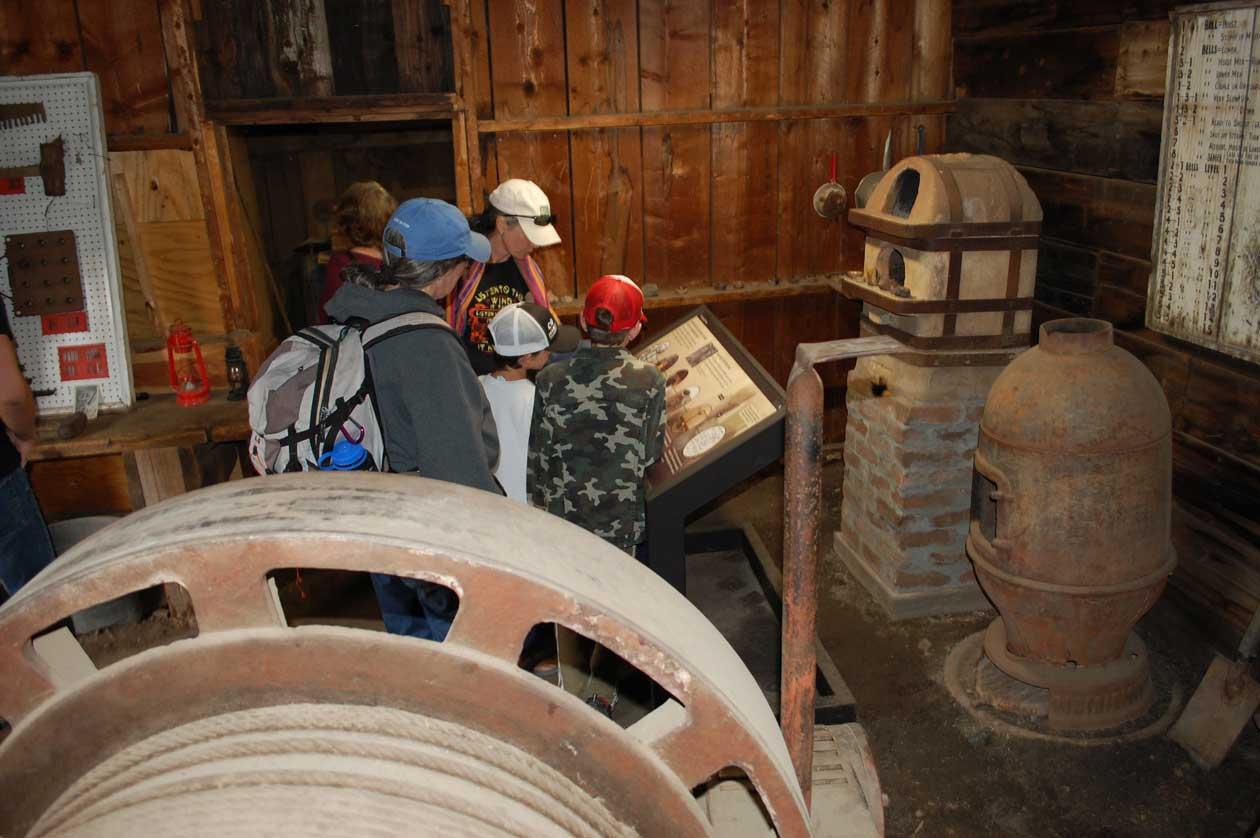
[641,307,786,593]
[640,307,784,499]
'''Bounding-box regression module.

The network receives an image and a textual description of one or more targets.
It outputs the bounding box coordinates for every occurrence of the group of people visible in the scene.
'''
[320,179,667,713]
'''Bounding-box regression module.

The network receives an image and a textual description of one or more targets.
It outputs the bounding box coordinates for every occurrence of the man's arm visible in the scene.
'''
[0,335,37,466]
[0,332,37,463]
[389,330,501,494]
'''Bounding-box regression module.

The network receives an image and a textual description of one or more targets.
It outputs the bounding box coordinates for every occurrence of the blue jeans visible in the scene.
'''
[0,468,56,599]
[370,573,457,641]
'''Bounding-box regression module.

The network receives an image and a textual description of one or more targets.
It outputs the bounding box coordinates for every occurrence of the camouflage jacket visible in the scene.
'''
[527,346,666,551]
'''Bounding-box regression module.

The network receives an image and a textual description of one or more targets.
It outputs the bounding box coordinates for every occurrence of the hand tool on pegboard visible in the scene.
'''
[5,230,84,316]
[0,103,46,129]
[0,135,65,196]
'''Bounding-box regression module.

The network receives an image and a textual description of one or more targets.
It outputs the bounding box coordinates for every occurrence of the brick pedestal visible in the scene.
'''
[834,355,1001,620]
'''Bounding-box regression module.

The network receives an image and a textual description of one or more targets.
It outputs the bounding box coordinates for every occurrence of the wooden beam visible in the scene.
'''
[551,275,837,316]
[109,171,170,336]
[159,0,205,135]
[479,101,956,133]
[160,0,242,332]
[447,0,483,213]
[205,93,459,125]
[107,133,195,152]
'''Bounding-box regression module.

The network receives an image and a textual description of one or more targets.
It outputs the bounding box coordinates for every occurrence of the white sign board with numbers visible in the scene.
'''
[0,72,132,413]
[1150,2,1260,364]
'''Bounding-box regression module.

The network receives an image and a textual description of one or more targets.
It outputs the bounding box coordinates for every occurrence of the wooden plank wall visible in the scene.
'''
[0,0,172,138]
[950,0,1260,645]
[478,0,950,298]
[3,0,277,388]
[475,0,952,424]
[195,0,452,100]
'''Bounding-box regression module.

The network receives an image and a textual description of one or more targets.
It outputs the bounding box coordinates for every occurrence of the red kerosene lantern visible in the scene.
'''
[167,320,210,407]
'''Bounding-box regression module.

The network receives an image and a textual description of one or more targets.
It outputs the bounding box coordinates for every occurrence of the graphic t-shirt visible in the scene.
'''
[0,304,21,477]
[462,260,529,375]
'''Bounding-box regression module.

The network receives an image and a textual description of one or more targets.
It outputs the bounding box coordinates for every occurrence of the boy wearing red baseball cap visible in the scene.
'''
[526,274,665,714]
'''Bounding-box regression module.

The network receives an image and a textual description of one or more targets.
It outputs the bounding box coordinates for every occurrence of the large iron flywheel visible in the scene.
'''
[0,474,858,836]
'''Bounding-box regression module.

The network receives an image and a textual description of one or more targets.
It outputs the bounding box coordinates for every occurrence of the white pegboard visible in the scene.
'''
[0,72,132,413]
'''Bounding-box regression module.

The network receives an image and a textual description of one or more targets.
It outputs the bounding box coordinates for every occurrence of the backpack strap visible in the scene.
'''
[362,311,452,349]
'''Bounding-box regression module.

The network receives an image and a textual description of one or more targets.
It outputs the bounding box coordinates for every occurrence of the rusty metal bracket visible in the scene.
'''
[783,335,904,806]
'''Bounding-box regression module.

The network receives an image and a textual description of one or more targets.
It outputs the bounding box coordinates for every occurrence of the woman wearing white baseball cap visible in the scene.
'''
[447,179,562,375]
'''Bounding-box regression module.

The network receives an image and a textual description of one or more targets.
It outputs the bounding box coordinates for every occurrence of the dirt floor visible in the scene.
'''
[710,459,1260,838]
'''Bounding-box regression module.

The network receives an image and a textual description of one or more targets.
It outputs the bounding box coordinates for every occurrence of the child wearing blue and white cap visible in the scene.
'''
[325,198,498,642]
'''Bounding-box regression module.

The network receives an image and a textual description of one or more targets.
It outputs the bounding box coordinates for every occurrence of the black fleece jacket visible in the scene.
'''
[325,284,500,494]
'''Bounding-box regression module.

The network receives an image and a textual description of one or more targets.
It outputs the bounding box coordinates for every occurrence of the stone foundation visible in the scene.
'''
[833,354,1001,619]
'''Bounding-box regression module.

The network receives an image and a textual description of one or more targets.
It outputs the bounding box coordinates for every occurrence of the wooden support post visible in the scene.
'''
[122,445,204,622]
[447,0,485,213]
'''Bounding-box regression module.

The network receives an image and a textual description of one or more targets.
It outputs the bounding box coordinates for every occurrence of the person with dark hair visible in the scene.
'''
[480,302,579,504]
[324,197,498,641]
[447,179,562,375]
[0,304,55,604]
[317,181,398,324]
[526,274,666,715]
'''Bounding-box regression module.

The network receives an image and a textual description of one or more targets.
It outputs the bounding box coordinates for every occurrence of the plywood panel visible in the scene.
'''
[110,150,204,223]
[136,220,231,336]
[113,215,163,345]
[567,0,643,294]
[78,0,171,136]
[640,0,712,290]
[0,0,82,75]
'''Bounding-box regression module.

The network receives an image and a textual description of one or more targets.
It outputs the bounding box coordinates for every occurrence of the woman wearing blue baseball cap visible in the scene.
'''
[325,197,501,641]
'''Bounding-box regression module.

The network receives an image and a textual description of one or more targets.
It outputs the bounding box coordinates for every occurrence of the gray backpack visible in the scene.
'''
[247,312,450,474]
